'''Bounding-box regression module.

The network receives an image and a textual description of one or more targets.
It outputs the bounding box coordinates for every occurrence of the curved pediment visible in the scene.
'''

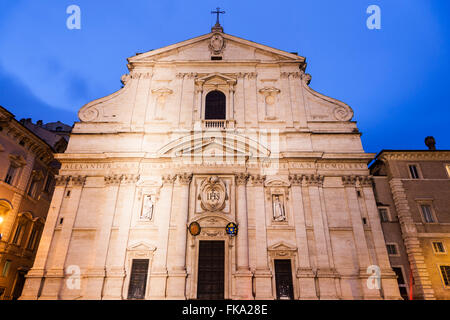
[156,132,271,159]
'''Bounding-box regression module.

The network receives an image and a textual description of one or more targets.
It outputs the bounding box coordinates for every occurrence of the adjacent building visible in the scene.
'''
[370,138,450,300]
[0,106,70,299]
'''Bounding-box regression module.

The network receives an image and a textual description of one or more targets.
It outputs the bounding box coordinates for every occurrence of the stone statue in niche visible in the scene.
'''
[272,194,286,221]
[141,194,154,220]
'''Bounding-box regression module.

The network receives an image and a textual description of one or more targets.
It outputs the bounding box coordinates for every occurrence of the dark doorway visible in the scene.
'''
[197,240,225,299]
[12,271,26,300]
[205,91,226,120]
[127,259,149,299]
[274,259,294,300]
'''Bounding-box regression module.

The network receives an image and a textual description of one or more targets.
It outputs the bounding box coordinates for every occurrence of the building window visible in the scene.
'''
[27,180,37,198]
[127,259,149,300]
[432,241,446,254]
[27,227,39,250]
[420,204,435,223]
[446,164,450,178]
[386,243,398,255]
[205,90,226,120]
[392,267,409,300]
[2,260,11,277]
[4,165,17,185]
[408,164,420,179]
[439,265,450,287]
[12,224,24,245]
[378,207,390,222]
[44,175,53,193]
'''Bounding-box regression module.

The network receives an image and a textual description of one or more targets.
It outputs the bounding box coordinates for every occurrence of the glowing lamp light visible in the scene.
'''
[0,216,3,224]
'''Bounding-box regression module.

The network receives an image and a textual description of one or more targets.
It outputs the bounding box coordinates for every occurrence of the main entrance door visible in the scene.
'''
[274,259,294,300]
[197,240,225,299]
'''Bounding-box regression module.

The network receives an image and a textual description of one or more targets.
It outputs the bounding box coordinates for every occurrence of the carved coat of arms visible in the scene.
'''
[198,176,228,212]
[209,33,226,55]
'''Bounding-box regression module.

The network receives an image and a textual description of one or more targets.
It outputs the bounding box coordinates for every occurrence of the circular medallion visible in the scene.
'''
[265,95,275,105]
[225,222,238,237]
[199,176,227,212]
[188,222,201,236]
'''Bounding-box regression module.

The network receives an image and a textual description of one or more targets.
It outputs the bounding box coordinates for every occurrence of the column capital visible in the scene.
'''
[55,175,70,186]
[104,174,122,186]
[248,174,265,186]
[342,175,357,187]
[303,174,324,187]
[161,174,177,186]
[235,173,249,185]
[68,175,87,187]
[357,175,374,188]
[288,174,303,186]
[176,173,193,185]
[120,174,140,185]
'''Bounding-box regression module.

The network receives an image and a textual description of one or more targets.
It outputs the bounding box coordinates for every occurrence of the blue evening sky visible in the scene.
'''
[0,0,449,153]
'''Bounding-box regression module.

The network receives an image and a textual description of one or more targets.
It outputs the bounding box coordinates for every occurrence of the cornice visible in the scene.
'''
[379,151,450,162]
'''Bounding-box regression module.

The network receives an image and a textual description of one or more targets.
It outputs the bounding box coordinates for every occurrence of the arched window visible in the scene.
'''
[205,90,226,120]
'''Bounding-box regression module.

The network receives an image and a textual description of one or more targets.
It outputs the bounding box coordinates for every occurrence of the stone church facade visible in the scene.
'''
[20,25,401,300]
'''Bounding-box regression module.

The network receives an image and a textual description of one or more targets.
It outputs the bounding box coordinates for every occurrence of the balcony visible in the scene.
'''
[202,120,235,130]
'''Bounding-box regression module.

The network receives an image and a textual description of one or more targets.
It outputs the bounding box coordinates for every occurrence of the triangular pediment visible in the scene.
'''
[268,242,297,252]
[157,132,270,159]
[127,241,156,252]
[128,32,304,64]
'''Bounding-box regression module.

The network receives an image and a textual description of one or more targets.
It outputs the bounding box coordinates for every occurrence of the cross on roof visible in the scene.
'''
[211,7,225,26]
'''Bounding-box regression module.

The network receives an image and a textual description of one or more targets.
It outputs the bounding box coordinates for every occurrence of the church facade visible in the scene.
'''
[20,24,402,300]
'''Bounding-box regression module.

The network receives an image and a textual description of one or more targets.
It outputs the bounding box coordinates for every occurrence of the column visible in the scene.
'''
[342,176,380,299]
[39,175,86,300]
[244,73,258,128]
[234,173,253,299]
[249,174,273,299]
[305,175,339,299]
[280,72,294,128]
[289,175,317,299]
[236,73,246,128]
[82,175,121,299]
[359,177,403,300]
[167,173,192,299]
[388,178,435,299]
[102,174,139,300]
[132,73,152,130]
[148,175,176,299]
[20,175,69,300]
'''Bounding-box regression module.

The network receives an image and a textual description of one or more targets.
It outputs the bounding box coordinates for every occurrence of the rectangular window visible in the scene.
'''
[27,228,38,250]
[1,260,11,277]
[446,164,450,178]
[44,175,53,193]
[432,241,446,254]
[387,244,398,255]
[440,265,450,287]
[421,205,435,223]
[27,180,37,197]
[127,259,149,299]
[12,224,23,245]
[392,267,409,300]
[4,166,17,185]
[408,165,420,179]
[379,208,389,222]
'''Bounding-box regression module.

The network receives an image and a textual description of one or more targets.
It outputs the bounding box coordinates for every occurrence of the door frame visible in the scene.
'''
[187,214,235,300]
